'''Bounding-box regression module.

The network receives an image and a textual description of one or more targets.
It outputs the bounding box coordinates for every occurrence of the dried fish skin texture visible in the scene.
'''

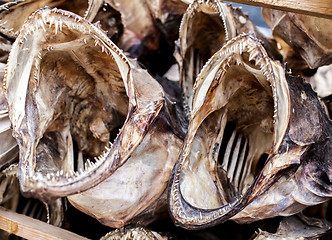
[4,7,185,227]
[3,7,174,198]
[262,9,332,69]
[168,33,332,229]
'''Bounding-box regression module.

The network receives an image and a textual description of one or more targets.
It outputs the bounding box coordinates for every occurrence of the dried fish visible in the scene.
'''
[262,9,332,69]
[0,62,17,170]
[0,0,330,237]
[4,7,185,227]
[177,0,280,117]
[176,0,236,116]
[0,0,103,39]
[100,227,167,240]
[253,215,332,240]
[105,0,186,58]
[168,33,332,229]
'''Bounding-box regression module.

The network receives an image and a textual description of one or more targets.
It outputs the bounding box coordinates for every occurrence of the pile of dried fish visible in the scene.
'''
[0,0,331,239]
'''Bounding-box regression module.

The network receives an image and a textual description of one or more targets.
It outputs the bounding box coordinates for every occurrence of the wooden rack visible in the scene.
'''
[228,0,332,19]
[0,207,87,240]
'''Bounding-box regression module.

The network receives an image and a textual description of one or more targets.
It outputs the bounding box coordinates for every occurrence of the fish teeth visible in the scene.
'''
[41,13,48,25]
[248,49,259,62]
[54,21,59,34]
[85,159,95,170]
[87,159,93,167]
[49,16,54,28]
[59,19,63,31]
[39,19,46,32]
[105,145,111,152]
[69,170,75,176]
[239,42,244,55]
[256,57,263,66]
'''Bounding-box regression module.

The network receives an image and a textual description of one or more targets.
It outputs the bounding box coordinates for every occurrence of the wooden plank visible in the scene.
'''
[0,206,89,240]
[227,0,332,19]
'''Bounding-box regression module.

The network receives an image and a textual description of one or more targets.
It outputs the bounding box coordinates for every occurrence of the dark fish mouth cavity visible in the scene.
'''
[180,56,275,210]
[180,1,230,115]
[184,8,228,81]
[26,16,129,183]
[216,121,249,202]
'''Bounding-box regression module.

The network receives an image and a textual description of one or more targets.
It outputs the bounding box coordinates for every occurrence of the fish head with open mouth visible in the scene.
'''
[4,7,184,201]
[0,0,104,39]
[175,0,236,117]
[4,7,186,227]
[176,0,281,118]
[168,33,332,229]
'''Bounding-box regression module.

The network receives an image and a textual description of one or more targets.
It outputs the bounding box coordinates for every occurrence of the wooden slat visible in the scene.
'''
[0,206,89,240]
[227,0,332,19]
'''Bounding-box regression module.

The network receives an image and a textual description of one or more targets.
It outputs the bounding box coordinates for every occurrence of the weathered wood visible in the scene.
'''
[227,0,332,19]
[0,206,89,240]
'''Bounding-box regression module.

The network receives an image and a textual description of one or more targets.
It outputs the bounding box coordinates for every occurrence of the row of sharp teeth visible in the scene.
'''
[20,15,86,44]
[243,42,278,124]
[27,13,127,84]
[31,141,114,183]
[19,9,127,61]
[0,20,16,35]
[180,0,224,35]
[197,36,278,123]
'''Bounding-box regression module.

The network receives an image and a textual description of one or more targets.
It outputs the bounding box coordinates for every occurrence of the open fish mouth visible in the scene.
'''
[176,0,280,118]
[0,0,103,39]
[176,0,236,116]
[4,8,164,200]
[168,33,291,229]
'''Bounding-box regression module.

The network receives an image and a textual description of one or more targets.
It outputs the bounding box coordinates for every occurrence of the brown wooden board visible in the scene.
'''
[227,0,332,19]
[0,207,89,240]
